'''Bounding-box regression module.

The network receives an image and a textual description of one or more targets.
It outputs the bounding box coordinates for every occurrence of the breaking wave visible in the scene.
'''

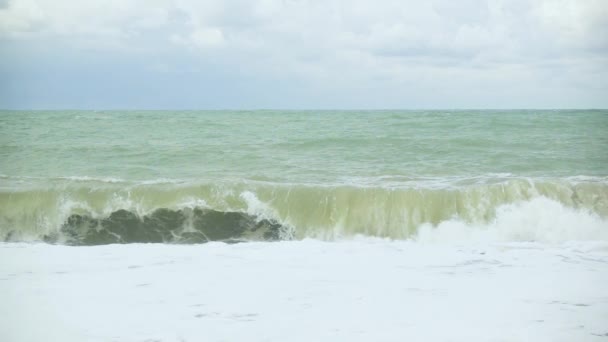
[1,177,607,245]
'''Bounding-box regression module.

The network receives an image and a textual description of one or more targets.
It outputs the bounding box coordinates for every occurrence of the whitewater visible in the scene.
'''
[1,110,607,341]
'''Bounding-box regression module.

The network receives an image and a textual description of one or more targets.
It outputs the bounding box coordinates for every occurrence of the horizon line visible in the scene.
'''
[1,108,607,111]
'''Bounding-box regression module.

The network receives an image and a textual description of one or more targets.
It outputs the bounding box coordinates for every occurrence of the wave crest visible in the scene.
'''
[1,178,607,244]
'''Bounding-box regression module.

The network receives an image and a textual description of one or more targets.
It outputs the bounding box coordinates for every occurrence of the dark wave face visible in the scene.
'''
[38,208,285,246]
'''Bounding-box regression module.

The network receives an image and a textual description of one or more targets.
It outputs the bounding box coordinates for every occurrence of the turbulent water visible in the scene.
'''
[1,110,607,245]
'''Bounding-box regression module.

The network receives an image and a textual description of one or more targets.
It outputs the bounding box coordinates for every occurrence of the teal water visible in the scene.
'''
[1,110,607,244]
[2,110,607,181]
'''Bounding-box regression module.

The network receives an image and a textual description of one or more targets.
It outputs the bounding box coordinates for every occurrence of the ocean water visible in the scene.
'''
[3,110,608,342]
[1,110,607,245]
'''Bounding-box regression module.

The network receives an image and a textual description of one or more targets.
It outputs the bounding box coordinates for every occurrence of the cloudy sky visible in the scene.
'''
[0,0,607,109]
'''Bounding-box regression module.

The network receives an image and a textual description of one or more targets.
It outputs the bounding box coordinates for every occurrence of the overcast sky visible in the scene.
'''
[0,0,607,109]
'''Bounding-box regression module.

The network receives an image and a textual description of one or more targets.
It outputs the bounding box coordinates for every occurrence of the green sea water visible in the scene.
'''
[1,110,607,244]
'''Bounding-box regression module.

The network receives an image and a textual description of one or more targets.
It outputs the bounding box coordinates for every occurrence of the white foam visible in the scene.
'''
[58,176,127,183]
[239,191,295,239]
[176,197,210,209]
[415,197,608,244]
[239,191,279,221]
[2,240,607,341]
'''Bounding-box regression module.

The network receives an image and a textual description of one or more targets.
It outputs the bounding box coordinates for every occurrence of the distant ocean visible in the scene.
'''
[1,110,607,244]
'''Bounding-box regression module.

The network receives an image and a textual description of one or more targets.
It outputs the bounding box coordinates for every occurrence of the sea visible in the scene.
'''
[2,110,608,341]
[1,110,607,244]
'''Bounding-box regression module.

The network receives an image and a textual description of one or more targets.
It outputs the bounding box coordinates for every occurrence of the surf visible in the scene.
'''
[1,177,606,244]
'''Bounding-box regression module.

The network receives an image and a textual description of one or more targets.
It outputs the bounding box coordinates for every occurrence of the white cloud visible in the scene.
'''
[0,0,174,39]
[535,0,608,50]
[1,0,606,107]
[0,0,46,36]
[1,0,605,57]
[171,27,225,49]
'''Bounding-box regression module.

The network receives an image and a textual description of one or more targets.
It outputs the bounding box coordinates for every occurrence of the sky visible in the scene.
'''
[0,0,607,109]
